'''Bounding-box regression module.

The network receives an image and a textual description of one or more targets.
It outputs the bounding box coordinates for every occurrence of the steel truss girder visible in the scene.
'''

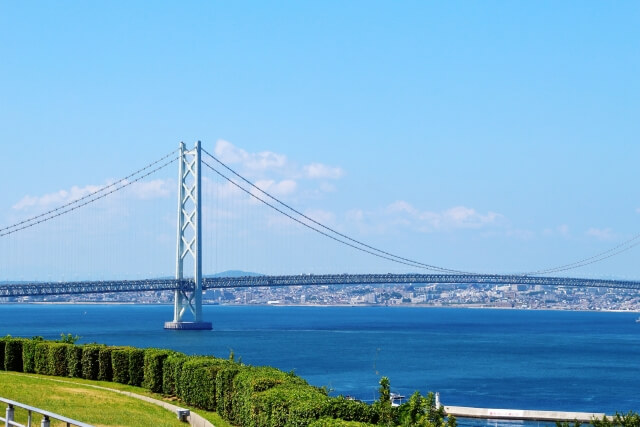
[1,274,639,299]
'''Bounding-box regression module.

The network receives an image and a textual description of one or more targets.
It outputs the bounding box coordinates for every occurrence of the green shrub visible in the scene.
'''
[310,418,377,427]
[111,348,130,384]
[143,349,172,393]
[328,397,378,424]
[252,383,330,427]
[162,353,187,396]
[22,339,40,373]
[81,345,100,380]
[47,343,70,377]
[178,357,230,411]
[128,348,145,387]
[215,364,240,419]
[67,345,83,378]
[4,339,23,372]
[231,366,308,426]
[34,342,50,375]
[0,339,5,369]
[98,347,114,381]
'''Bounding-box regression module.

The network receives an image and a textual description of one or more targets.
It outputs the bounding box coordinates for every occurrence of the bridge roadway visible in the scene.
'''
[1,273,639,298]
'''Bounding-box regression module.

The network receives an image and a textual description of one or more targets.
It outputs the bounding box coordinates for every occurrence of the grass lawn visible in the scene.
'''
[0,371,233,427]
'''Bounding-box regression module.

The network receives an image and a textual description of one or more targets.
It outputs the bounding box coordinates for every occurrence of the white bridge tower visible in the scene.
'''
[164,141,212,330]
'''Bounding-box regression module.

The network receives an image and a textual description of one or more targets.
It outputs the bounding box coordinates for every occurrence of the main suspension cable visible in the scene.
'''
[0,155,178,237]
[201,154,469,274]
[0,148,179,234]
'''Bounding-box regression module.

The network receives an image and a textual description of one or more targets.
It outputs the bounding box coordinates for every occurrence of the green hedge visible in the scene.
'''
[34,342,50,375]
[48,343,70,377]
[328,397,379,424]
[128,348,145,387]
[162,353,187,396]
[0,339,5,369]
[215,364,240,419]
[0,337,402,427]
[81,345,101,380]
[143,349,172,393]
[4,339,23,372]
[111,348,130,384]
[67,345,83,378]
[22,339,40,373]
[98,347,114,381]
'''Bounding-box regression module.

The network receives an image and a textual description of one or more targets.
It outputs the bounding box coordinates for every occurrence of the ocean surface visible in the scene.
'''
[1,304,639,418]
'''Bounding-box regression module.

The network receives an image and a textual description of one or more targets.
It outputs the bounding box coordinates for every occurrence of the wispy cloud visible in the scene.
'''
[303,163,344,180]
[347,201,504,234]
[586,227,614,240]
[12,179,173,212]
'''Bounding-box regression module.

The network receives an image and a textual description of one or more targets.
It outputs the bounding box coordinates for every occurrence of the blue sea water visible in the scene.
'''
[0,304,638,416]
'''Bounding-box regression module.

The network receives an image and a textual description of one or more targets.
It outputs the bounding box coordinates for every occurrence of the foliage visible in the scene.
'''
[47,343,70,377]
[21,338,41,373]
[377,376,393,426]
[0,338,5,369]
[111,347,131,384]
[178,357,224,410]
[98,346,114,381]
[328,396,378,424]
[162,353,187,396]
[4,338,24,372]
[395,391,455,427]
[59,333,80,344]
[215,364,240,419]
[592,412,640,427]
[34,342,50,375]
[142,348,172,393]
[67,345,83,378]
[81,345,101,380]
[309,418,378,427]
[128,347,145,387]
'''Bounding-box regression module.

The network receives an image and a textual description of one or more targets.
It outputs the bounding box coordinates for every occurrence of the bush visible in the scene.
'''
[143,349,172,393]
[179,357,230,411]
[310,418,378,427]
[0,339,5,369]
[98,347,114,381]
[4,339,23,372]
[231,366,308,426]
[34,342,51,375]
[252,383,330,427]
[128,348,145,387]
[162,353,187,396]
[328,397,379,424]
[22,338,41,373]
[67,345,83,378]
[215,364,240,419]
[81,345,101,380]
[111,348,130,384]
[48,343,70,377]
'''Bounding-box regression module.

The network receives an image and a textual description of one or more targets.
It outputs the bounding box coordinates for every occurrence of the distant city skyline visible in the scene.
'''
[1,2,639,279]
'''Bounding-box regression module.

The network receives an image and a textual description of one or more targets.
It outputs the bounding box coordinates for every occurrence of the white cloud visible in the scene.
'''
[13,184,102,211]
[586,227,614,240]
[254,179,297,197]
[12,179,173,212]
[303,163,344,180]
[305,209,336,225]
[214,140,287,172]
[128,179,172,199]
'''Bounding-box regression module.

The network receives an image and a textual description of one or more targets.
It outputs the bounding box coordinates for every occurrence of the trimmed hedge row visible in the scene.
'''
[1,336,382,426]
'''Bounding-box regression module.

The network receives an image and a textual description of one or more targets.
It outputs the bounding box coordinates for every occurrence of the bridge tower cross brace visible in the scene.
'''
[164,141,212,330]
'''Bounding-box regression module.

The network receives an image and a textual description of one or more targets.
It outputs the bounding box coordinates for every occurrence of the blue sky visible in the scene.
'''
[1,2,639,280]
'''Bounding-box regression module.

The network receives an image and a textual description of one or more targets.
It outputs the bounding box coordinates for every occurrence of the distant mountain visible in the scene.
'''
[206,270,264,278]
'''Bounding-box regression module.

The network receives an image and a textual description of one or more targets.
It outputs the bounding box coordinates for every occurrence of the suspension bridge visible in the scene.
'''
[1,141,639,330]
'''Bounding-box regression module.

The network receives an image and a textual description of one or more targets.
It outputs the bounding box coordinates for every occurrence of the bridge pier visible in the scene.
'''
[165,141,212,331]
